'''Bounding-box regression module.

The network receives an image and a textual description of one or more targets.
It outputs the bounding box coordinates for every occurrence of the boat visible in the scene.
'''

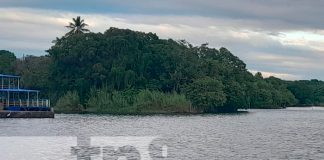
[0,74,54,118]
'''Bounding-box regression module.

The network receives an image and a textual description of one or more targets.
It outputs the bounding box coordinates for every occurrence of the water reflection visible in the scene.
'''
[0,108,324,159]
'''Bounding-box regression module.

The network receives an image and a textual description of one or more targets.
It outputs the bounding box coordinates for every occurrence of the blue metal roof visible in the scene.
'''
[0,74,20,78]
[0,88,39,92]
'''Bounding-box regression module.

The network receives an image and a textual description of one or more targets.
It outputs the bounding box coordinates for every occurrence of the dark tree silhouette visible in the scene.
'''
[65,16,89,36]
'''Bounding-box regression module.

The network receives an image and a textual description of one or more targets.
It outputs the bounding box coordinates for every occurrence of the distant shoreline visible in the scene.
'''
[54,105,324,115]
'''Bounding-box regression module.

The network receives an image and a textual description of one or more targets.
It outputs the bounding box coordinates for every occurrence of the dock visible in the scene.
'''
[0,111,54,118]
[1,74,53,118]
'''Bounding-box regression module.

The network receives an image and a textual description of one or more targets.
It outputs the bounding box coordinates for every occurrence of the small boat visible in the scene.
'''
[0,74,54,118]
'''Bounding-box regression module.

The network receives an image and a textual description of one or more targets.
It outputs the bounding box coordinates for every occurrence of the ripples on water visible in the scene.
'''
[0,107,324,159]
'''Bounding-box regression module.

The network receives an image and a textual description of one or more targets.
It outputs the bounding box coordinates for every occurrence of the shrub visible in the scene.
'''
[86,88,135,114]
[55,91,83,113]
[86,89,192,114]
[184,77,227,112]
[134,90,191,113]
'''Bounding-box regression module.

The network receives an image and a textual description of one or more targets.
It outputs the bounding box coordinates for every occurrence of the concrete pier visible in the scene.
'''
[0,111,54,118]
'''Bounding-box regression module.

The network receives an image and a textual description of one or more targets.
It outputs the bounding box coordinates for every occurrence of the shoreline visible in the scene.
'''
[54,110,250,115]
[54,106,324,115]
[0,111,55,118]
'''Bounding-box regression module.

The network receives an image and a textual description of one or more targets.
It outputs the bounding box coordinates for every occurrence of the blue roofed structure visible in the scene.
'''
[0,74,50,111]
[0,74,20,78]
[0,88,39,92]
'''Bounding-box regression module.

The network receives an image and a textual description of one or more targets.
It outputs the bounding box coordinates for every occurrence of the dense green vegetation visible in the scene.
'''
[287,80,324,106]
[55,91,82,113]
[65,16,90,37]
[0,50,16,74]
[46,27,300,113]
[15,55,51,97]
[0,19,323,113]
[86,89,191,114]
[47,26,324,111]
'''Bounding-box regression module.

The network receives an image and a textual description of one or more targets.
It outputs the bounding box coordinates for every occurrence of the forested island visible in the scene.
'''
[1,17,323,114]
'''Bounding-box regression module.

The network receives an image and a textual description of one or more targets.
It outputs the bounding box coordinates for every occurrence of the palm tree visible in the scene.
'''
[65,16,89,36]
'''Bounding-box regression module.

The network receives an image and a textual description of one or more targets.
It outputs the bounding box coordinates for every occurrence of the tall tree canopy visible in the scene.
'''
[0,50,16,74]
[2,24,323,113]
[46,27,304,112]
[15,55,51,97]
[288,80,324,106]
[65,16,90,36]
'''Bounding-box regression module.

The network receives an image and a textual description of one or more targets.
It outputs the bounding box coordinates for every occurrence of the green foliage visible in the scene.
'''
[0,50,16,74]
[15,55,51,98]
[223,80,248,110]
[267,77,297,107]
[45,27,315,112]
[55,91,83,113]
[86,89,191,114]
[288,80,324,106]
[3,27,323,113]
[184,77,226,112]
[248,77,297,108]
[47,28,197,102]
[86,87,132,114]
[65,16,89,37]
[134,90,191,113]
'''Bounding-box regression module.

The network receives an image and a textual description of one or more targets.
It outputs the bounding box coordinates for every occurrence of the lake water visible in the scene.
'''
[1,107,324,160]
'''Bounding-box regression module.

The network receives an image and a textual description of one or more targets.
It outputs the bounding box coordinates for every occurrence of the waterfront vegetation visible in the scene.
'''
[0,17,323,114]
[87,89,191,114]
[54,88,191,114]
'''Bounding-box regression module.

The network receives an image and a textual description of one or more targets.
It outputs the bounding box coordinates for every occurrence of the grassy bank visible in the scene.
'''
[55,89,194,114]
[54,88,296,114]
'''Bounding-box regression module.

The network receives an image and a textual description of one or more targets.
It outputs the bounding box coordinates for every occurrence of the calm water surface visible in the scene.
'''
[1,107,324,159]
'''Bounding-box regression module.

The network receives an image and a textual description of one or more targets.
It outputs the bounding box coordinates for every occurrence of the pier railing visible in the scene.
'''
[6,99,50,108]
[0,84,19,89]
[1,74,20,89]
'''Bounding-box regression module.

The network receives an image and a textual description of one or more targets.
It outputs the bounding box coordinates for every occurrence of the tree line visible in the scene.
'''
[0,17,323,113]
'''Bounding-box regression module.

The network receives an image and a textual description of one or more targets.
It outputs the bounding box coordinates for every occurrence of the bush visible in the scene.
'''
[86,88,134,114]
[134,90,191,113]
[86,89,192,114]
[184,77,227,112]
[55,91,83,113]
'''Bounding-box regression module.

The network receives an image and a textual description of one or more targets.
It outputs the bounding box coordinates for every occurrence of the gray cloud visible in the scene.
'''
[0,1,324,80]
[2,0,324,31]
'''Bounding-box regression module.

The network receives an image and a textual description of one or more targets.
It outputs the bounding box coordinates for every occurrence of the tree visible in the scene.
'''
[0,50,16,74]
[65,16,90,37]
[288,80,324,106]
[15,55,51,97]
[55,91,83,113]
[47,27,317,113]
[223,80,248,110]
[184,77,227,112]
[255,72,263,80]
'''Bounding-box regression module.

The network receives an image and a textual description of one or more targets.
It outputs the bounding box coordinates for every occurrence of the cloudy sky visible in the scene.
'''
[1,0,324,80]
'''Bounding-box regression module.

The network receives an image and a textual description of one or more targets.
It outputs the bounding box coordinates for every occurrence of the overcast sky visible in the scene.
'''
[1,0,324,80]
